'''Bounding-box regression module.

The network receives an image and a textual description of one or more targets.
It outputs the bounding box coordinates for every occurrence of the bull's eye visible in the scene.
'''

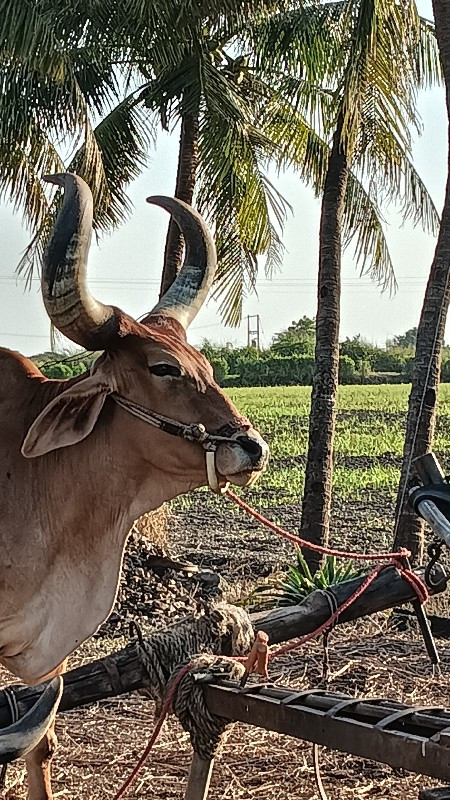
[149,363,181,377]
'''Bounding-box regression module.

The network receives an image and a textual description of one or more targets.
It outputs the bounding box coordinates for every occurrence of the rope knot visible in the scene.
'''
[135,602,253,712]
[170,655,245,759]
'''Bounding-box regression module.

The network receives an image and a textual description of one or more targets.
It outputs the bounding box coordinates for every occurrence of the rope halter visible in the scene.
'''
[112,394,241,494]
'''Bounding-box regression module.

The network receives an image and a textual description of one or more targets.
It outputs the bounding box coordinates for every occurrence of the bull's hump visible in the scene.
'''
[0,349,44,384]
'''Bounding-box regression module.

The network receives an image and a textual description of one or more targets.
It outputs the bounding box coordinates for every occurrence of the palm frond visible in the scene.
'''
[415,16,443,88]
[343,172,396,292]
[262,96,397,289]
[357,129,440,237]
[0,129,64,286]
[196,64,288,325]
[69,92,156,229]
[0,0,69,80]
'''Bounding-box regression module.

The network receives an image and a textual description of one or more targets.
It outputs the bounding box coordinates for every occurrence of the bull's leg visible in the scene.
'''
[24,660,67,800]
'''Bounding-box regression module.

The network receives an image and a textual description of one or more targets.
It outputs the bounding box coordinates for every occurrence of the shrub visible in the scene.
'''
[236,355,315,386]
[41,362,73,379]
[442,360,450,383]
[250,550,365,610]
[209,357,228,385]
[402,356,415,380]
[371,351,406,373]
[338,355,356,384]
[340,336,376,370]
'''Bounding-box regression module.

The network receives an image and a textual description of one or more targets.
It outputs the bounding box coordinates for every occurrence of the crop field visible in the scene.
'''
[173,383,450,521]
[227,383,450,503]
[4,383,450,800]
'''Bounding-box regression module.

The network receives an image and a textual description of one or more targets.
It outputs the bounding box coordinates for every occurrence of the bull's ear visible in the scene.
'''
[21,375,113,458]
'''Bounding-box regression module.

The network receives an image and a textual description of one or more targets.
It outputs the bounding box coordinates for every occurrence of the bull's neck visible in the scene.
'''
[101,400,207,522]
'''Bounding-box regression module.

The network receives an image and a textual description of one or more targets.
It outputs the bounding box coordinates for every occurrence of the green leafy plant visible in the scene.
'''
[253,549,365,610]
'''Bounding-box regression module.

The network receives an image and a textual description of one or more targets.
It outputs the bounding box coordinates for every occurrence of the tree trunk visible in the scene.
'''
[300,115,349,572]
[159,108,200,297]
[393,0,450,562]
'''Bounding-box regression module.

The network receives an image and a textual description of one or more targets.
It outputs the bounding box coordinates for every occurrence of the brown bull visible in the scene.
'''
[0,174,268,799]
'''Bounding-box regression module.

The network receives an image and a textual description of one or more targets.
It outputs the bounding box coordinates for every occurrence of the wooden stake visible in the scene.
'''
[184,754,214,800]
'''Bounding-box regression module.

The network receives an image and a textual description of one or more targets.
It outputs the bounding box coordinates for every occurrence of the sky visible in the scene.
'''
[0,0,446,357]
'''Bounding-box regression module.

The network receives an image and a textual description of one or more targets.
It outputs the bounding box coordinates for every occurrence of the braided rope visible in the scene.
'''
[113,605,250,799]
[136,604,253,715]
[171,655,245,759]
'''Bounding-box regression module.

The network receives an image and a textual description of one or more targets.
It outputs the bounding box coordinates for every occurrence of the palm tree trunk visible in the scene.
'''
[300,115,349,572]
[159,108,200,297]
[393,0,450,561]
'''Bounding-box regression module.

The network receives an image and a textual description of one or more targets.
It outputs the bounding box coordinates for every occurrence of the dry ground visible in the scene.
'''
[2,493,450,800]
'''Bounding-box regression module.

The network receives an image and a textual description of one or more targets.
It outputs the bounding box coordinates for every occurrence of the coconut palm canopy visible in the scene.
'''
[0,0,442,324]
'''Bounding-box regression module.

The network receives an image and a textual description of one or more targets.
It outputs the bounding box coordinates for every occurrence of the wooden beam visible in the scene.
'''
[252,564,446,644]
[0,564,445,728]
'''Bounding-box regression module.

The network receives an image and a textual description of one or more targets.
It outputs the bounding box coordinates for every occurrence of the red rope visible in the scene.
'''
[112,492,429,797]
[225,489,411,561]
[112,663,193,800]
[268,564,386,659]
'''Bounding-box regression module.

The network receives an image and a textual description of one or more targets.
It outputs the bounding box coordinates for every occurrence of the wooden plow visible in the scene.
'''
[1,556,449,799]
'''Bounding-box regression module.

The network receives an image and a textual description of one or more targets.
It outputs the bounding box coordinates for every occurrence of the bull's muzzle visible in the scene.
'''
[215,432,269,486]
[0,677,63,764]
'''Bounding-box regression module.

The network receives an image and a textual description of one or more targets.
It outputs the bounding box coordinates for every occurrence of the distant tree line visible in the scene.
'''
[200,320,450,387]
[30,351,99,379]
[28,322,450,388]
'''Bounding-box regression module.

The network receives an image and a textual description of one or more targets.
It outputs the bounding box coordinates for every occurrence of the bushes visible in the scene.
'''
[226,354,357,387]
[32,351,94,379]
[338,355,356,384]
[40,362,74,379]
[371,351,406,373]
[209,356,228,385]
[236,355,315,386]
[442,360,450,383]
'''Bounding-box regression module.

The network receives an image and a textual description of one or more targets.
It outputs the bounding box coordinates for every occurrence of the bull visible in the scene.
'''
[0,174,269,799]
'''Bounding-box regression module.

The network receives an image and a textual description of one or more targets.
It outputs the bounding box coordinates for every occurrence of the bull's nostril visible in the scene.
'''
[236,435,263,462]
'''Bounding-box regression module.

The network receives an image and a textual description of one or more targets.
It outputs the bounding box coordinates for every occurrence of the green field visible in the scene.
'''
[219,384,450,505]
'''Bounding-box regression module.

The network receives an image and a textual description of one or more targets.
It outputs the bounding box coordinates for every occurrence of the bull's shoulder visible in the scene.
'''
[0,348,45,385]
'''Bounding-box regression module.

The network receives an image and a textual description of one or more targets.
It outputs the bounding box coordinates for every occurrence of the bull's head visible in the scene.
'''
[21,174,269,494]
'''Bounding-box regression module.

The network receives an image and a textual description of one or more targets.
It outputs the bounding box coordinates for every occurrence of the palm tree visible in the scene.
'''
[393,0,450,562]
[0,0,291,322]
[251,0,441,570]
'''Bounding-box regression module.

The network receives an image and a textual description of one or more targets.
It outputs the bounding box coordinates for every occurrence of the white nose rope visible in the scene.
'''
[205,450,229,495]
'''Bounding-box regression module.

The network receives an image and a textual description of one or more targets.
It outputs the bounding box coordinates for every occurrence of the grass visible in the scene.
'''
[179,383,450,509]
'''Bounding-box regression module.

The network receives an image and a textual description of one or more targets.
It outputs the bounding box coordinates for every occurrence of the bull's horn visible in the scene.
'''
[42,174,121,350]
[143,197,217,330]
[0,677,63,764]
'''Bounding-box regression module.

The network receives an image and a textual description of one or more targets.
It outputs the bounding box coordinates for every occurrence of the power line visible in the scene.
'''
[0,275,429,288]
[0,331,49,339]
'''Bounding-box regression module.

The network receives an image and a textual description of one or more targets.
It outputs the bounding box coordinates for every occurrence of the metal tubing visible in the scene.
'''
[415,499,450,550]
[204,683,450,780]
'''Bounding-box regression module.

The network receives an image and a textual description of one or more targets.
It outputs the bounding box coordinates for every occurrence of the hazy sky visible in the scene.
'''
[0,0,445,356]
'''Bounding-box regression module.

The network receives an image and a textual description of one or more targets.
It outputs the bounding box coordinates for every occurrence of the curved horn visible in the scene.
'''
[42,174,121,349]
[0,677,63,764]
[142,197,217,330]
